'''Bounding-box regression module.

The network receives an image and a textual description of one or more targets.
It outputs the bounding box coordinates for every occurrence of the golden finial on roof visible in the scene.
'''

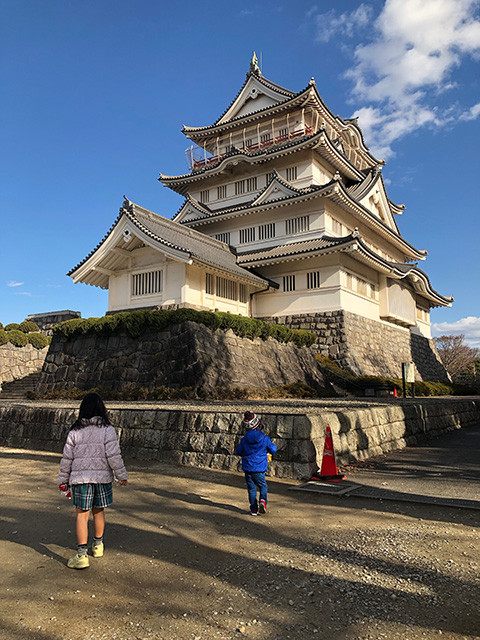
[249,51,262,76]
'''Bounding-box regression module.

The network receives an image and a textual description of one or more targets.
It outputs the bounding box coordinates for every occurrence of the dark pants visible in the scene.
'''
[244,471,268,513]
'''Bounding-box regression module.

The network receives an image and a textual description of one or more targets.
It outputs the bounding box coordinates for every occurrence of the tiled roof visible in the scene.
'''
[68,200,269,287]
[183,72,298,134]
[237,235,351,264]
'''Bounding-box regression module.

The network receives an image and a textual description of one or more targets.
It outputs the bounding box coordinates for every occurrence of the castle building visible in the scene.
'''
[68,55,452,380]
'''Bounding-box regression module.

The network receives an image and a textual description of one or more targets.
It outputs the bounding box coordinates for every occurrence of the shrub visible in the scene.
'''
[19,320,40,333]
[53,309,316,348]
[5,323,20,332]
[7,329,28,347]
[0,322,3,331]
[27,332,50,349]
[0,329,8,346]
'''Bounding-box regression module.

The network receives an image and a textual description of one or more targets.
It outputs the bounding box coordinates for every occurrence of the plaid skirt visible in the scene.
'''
[72,483,113,510]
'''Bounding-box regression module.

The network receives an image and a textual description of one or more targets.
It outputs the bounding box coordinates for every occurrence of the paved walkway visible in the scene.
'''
[295,424,480,509]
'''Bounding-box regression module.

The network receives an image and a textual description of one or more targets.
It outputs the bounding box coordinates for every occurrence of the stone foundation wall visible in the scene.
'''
[0,344,49,390]
[39,321,328,394]
[1,398,478,479]
[260,310,449,382]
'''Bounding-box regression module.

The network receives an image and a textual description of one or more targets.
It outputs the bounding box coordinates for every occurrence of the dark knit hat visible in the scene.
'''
[243,411,262,430]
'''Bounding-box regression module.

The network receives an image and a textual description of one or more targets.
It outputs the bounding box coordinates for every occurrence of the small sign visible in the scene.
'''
[402,362,415,383]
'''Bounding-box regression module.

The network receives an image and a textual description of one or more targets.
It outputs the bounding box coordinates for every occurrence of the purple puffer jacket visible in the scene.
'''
[57,417,128,485]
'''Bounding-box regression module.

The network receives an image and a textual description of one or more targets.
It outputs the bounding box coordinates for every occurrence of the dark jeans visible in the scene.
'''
[244,471,268,513]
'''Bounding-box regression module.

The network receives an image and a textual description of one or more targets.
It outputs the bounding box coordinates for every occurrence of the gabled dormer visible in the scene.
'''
[348,169,404,233]
[251,170,303,205]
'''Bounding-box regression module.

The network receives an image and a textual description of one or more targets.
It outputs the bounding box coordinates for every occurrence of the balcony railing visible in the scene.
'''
[186,124,315,172]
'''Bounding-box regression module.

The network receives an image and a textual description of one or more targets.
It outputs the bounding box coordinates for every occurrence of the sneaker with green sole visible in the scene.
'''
[92,542,104,558]
[67,553,89,569]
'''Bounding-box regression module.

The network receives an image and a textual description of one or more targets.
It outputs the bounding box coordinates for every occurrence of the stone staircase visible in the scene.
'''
[0,372,42,400]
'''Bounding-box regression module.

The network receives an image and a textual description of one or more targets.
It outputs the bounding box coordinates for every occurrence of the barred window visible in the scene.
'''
[246,177,257,192]
[132,270,162,297]
[206,273,215,295]
[286,166,297,181]
[258,223,275,240]
[331,218,343,235]
[260,133,271,143]
[239,284,247,303]
[266,171,275,184]
[346,273,354,290]
[279,127,288,138]
[217,185,227,199]
[369,283,377,300]
[286,215,309,235]
[245,138,253,148]
[235,180,246,195]
[239,226,256,244]
[216,276,237,301]
[357,278,368,296]
[307,271,321,289]
[283,275,296,292]
[200,189,210,203]
[214,232,231,244]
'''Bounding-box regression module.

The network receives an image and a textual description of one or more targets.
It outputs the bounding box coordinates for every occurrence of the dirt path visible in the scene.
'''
[0,447,479,640]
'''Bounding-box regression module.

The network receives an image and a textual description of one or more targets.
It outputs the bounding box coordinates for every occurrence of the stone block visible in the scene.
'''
[276,415,294,439]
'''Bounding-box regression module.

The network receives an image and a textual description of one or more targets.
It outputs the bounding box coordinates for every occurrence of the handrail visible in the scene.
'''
[191,125,315,171]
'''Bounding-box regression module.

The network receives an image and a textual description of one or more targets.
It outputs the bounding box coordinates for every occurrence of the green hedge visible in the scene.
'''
[27,332,50,349]
[53,309,316,348]
[5,323,20,332]
[19,320,40,333]
[6,329,28,347]
[0,329,8,346]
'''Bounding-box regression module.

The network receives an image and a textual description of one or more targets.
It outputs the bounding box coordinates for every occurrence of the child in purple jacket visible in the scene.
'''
[58,392,128,569]
[236,411,277,516]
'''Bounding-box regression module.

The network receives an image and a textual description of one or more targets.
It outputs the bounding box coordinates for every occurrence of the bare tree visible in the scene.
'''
[434,334,479,377]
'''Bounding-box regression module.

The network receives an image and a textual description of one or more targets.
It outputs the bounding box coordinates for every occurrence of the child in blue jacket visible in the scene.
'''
[236,411,277,516]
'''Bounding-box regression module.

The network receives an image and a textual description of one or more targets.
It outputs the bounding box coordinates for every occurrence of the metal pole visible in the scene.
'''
[402,363,407,398]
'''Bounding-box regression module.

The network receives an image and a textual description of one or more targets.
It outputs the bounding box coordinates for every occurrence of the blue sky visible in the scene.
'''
[1,0,479,346]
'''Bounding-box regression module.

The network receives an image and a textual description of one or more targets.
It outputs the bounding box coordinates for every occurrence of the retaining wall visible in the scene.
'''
[0,398,478,479]
[0,344,49,390]
[260,310,449,382]
[39,321,328,394]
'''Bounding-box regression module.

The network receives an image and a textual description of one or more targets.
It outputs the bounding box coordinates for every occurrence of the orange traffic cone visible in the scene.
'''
[393,387,398,398]
[311,427,346,483]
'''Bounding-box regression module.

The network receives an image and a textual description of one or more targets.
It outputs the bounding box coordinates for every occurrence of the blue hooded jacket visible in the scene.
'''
[236,429,277,472]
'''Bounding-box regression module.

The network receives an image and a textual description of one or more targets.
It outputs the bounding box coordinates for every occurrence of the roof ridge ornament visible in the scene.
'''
[309,77,316,86]
[249,51,262,76]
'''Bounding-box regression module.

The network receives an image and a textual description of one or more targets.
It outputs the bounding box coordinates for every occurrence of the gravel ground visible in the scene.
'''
[0,447,479,640]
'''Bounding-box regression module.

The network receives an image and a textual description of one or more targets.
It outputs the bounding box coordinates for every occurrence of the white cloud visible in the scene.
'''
[459,101,480,120]
[344,0,480,157]
[7,281,24,287]
[308,4,373,43]
[432,316,480,348]
[14,291,32,297]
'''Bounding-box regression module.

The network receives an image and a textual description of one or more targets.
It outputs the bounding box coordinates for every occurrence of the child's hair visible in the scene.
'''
[72,392,110,430]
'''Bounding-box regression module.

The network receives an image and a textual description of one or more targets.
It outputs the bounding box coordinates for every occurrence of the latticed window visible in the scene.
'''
[346,273,354,290]
[132,270,162,297]
[266,171,275,183]
[206,273,215,295]
[260,133,271,143]
[235,180,246,195]
[357,278,368,296]
[286,166,298,181]
[331,218,343,235]
[246,177,257,192]
[214,232,231,244]
[286,215,310,235]
[307,271,321,289]
[279,127,288,138]
[258,223,275,240]
[200,189,210,203]
[239,226,256,244]
[216,276,237,301]
[239,284,247,303]
[283,275,296,292]
[217,185,227,199]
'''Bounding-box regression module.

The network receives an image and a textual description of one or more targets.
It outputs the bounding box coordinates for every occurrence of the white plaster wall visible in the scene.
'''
[411,321,432,339]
